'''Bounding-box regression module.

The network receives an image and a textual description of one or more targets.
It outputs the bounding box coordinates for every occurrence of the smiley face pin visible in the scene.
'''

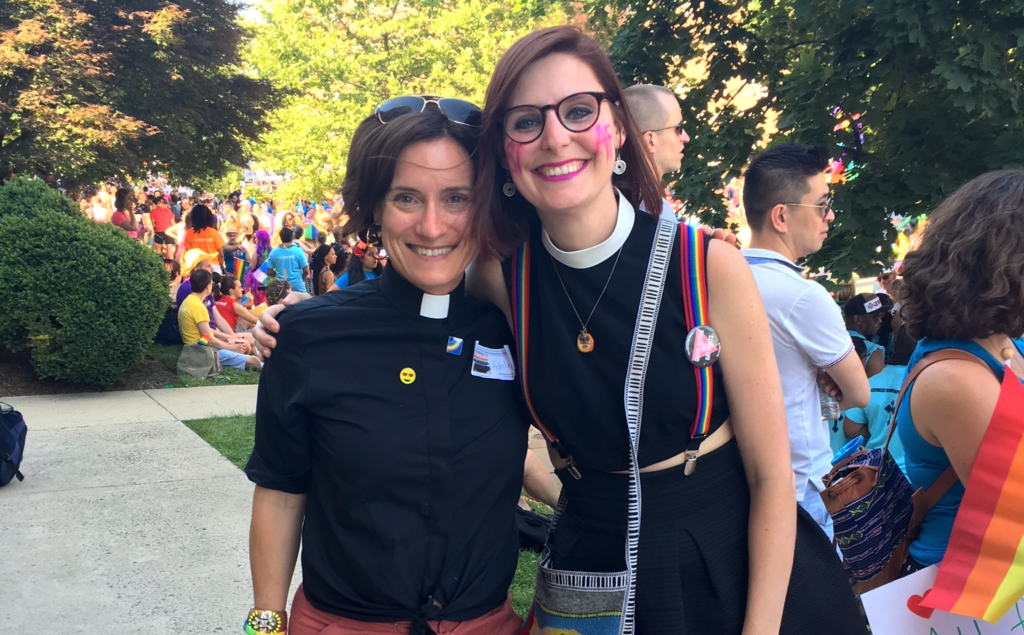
[399,367,416,385]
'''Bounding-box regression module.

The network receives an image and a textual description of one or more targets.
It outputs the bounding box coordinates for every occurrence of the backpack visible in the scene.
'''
[1,401,27,486]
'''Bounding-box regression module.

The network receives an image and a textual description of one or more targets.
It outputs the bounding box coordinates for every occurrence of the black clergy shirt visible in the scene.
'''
[246,266,528,624]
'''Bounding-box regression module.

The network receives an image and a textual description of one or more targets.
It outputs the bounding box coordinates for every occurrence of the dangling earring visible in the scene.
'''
[366,223,383,246]
[613,152,627,175]
[502,171,517,197]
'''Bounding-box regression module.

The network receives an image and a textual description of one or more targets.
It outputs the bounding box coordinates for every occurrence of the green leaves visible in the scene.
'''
[597,0,1024,282]
[0,0,277,190]
[0,178,168,384]
[244,0,568,200]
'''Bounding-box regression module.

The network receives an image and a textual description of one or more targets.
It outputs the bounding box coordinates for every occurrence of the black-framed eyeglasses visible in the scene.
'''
[502,91,610,144]
[784,193,834,218]
[647,122,686,136]
[375,95,482,127]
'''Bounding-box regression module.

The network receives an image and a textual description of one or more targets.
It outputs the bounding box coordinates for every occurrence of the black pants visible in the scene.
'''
[550,440,868,635]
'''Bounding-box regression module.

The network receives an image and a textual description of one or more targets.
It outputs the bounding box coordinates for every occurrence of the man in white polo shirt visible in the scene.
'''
[741,144,870,540]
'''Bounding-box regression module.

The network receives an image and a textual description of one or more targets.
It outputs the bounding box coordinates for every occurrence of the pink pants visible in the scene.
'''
[288,585,524,635]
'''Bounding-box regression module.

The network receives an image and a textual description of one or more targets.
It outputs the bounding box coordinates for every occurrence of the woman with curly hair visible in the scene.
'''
[896,169,1024,575]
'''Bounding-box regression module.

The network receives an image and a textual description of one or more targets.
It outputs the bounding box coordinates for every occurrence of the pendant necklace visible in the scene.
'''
[550,246,624,354]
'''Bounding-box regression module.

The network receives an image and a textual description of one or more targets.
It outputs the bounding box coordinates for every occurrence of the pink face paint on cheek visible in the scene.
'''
[504,140,525,175]
[595,124,614,160]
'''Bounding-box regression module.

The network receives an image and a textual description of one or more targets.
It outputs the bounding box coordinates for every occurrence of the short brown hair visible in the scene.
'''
[341,110,479,239]
[472,26,664,258]
[901,170,1024,341]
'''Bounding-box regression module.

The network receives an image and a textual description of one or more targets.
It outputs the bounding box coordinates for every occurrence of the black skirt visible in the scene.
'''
[550,439,867,635]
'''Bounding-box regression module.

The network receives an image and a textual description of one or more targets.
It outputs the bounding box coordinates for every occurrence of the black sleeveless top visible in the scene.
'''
[502,208,730,473]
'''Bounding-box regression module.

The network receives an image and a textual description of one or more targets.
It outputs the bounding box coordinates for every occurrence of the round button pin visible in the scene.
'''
[399,368,416,385]
[685,325,721,368]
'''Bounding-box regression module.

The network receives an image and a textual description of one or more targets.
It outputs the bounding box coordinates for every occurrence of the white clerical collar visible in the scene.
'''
[542,190,635,269]
[419,293,450,319]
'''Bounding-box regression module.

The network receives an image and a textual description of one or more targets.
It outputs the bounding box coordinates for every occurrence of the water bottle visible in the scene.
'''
[819,370,841,421]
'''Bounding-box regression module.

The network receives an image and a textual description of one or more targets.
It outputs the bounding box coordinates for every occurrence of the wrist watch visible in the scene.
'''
[245,609,287,635]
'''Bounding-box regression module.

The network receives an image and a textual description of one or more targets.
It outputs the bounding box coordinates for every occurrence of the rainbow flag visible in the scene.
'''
[196,333,212,346]
[921,371,1024,622]
[233,256,247,279]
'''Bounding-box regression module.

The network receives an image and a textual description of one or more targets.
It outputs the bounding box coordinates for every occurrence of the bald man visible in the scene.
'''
[623,84,691,180]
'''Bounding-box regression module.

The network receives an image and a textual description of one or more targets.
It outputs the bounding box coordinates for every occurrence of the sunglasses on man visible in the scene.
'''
[646,122,686,136]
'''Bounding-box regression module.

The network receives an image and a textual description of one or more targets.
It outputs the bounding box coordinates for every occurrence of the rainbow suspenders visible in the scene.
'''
[509,221,716,478]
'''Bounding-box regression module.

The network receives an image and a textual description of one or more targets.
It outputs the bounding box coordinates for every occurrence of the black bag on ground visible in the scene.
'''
[154,306,182,346]
[1,401,27,486]
[516,506,552,552]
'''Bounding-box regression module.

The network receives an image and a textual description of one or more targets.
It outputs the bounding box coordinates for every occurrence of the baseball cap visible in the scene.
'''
[844,293,884,317]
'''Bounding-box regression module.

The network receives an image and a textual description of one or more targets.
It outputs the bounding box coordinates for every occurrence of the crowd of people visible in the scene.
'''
[79,177,393,375]
[71,24,1023,635]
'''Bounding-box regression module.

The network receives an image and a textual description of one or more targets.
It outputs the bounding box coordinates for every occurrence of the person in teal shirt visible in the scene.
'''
[843,328,918,473]
[266,227,309,293]
[844,293,886,377]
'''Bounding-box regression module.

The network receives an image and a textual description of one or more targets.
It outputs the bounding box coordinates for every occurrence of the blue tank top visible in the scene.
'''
[897,337,1024,565]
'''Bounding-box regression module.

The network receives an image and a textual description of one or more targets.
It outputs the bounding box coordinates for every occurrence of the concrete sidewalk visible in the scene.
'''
[0,386,300,633]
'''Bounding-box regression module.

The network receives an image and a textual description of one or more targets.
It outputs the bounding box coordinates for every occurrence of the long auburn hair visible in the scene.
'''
[901,170,1024,341]
[472,26,664,259]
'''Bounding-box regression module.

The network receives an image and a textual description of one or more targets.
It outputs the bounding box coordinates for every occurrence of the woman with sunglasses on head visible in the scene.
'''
[464,27,863,634]
[245,100,527,635]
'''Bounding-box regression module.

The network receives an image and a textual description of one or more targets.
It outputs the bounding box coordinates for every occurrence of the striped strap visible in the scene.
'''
[680,226,714,450]
[510,241,562,447]
[619,213,677,634]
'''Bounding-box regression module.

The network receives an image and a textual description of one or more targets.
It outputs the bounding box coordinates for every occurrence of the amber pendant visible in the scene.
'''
[576,330,595,354]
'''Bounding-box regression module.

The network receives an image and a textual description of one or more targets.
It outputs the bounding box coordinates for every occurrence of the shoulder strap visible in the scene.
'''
[680,226,714,453]
[885,348,994,506]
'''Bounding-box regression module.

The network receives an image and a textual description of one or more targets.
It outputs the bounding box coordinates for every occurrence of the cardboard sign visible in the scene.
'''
[862,565,1024,635]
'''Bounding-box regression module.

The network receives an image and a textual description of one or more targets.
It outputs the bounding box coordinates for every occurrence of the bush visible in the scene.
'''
[0,207,168,385]
[0,177,79,220]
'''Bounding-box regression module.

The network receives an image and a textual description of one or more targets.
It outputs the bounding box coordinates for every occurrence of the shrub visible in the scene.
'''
[0,177,79,220]
[0,208,168,385]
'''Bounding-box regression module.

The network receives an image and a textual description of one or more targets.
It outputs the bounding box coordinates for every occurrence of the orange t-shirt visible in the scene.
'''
[183,227,224,256]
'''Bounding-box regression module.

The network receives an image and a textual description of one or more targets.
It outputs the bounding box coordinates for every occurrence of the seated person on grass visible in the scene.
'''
[178,268,262,371]
[215,275,260,332]
[177,250,257,350]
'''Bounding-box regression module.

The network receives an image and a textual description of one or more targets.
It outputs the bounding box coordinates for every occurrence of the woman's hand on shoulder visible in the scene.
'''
[700,225,740,248]
[911,360,1001,484]
[253,293,308,359]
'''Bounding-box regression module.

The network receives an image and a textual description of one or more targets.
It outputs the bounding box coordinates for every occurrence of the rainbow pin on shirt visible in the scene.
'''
[446,336,464,356]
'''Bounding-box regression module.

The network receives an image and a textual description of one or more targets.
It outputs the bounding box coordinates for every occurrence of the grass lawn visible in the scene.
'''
[149,343,262,388]
[183,412,542,617]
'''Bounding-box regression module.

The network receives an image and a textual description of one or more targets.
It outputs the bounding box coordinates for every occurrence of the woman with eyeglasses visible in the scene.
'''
[462,27,864,634]
[245,102,527,635]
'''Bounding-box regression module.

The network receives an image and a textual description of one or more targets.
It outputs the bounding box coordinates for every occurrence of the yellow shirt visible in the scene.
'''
[178,294,209,345]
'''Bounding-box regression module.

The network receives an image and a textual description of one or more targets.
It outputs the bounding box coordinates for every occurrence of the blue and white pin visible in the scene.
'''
[446,336,464,356]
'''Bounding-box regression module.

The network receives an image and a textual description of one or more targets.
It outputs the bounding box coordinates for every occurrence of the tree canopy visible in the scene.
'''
[245,0,571,200]
[0,0,277,191]
[596,0,1024,281]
